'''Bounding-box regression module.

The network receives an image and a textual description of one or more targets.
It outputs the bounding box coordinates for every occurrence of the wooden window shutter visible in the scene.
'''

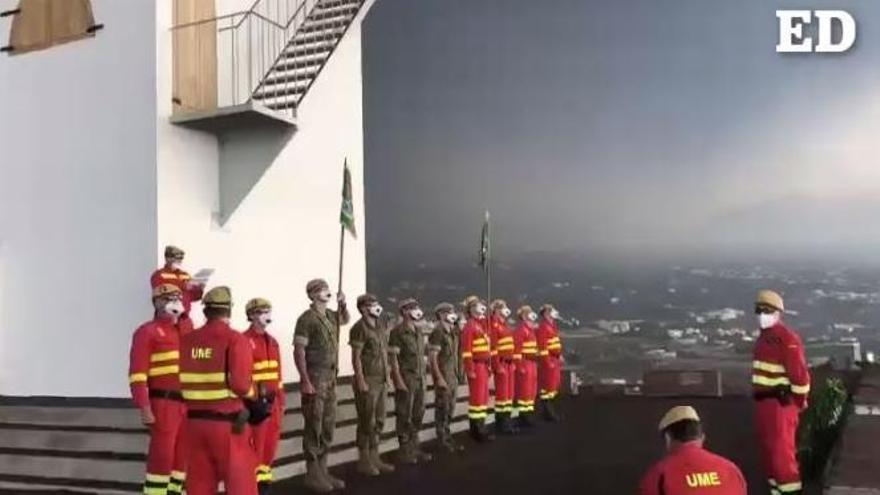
[7,0,97,55]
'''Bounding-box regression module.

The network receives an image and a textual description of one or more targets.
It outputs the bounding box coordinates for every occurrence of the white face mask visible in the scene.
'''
[367,304,383,318]
[409,308,424,321]
[162,299,184,317]
[170,261,183,271]
[317,289,333,303]
[758,313,779,329]
[500,307,512,318]
[527,312,538,322]
[550,309,560,320]
[473,303,487,319]
[444,312,459,324]
[257,312,273,327]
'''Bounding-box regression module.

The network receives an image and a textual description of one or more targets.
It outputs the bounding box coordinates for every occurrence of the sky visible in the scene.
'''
[361,0,880,268]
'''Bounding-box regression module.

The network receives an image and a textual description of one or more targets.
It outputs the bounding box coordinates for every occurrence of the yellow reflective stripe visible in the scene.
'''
[148,365,179,377]
[253,372,279,381]
[790,383,810,395]
[170,470,186,480]
[522,349,537,354]
[490,351,498,356]
[129,373,148,384]
[150,351,180,363]
[497,337,514,344]
[513,354,523,359]
[159,273,178,279]
[253,360,279,371]
[472,346,491,352]
[461,352,473,358]
[144,488,165,495]
[777,481,802,492]
[538,351,549,356]
[181,389,235,400]
[180,372,226,383]
[752,375,791,387]
[145,473,171,483]
[753,360,786,373]
[473,339,488,345]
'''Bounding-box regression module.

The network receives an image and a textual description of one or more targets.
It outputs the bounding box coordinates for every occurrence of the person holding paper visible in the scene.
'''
[150,245,205,333]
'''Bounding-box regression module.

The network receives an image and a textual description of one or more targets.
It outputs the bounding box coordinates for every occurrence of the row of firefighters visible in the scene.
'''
[135,247,811,495]
[132,247,565,495]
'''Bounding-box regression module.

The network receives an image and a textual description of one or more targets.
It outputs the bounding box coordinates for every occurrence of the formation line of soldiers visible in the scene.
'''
[130,246,566,495]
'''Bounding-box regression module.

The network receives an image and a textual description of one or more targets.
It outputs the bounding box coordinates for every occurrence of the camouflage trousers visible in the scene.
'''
[301,372,337,462]
[434,378,459,444]
[394,375,425,447]
[354,380,387,450]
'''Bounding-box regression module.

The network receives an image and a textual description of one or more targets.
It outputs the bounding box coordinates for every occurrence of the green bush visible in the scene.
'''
[797,377,850,480]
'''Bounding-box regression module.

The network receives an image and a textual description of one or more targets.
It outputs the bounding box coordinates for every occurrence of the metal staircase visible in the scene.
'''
[252,0,364,111]
[170,0,366,129]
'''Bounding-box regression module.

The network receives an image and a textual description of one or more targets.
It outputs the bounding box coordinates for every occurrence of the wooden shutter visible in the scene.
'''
[7,0,96,55]
[172,0,217,115]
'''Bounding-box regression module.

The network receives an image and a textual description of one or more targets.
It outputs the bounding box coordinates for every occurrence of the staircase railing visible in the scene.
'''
[171,0,320,119]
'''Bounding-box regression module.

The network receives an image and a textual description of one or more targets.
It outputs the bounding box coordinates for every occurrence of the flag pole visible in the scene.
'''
[486,210,491,304]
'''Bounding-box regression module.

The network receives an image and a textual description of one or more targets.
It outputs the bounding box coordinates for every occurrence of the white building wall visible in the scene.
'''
[0,1,158,396]
[155,1,372,383]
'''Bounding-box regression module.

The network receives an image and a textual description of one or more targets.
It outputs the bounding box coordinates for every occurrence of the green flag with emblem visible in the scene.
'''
[340,160,356,238]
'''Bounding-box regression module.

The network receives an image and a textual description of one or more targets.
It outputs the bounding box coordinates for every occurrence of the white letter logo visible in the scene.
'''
[776,10,813,53]
[814,10,856,53]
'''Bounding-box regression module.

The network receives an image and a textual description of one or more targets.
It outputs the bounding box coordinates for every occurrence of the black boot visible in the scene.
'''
[480,419,496,442]
[469,419,483,441]
[258,482,271,495]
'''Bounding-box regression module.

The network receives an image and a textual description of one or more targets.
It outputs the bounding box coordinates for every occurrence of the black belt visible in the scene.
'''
[149,389,183,402]
[187,410,241,422]
[753,388,791,403]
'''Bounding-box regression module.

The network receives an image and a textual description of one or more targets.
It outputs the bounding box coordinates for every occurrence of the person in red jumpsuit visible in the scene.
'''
[460,295,493,442]
[243,298,284,495]
[150,245,204,334]
[752,290,810,495]
[640,406,748,495]
[512,305,539,429]
[489,299,517,434]
[179,286,258,495]
[129,283,189,495]
[536,303,563,422]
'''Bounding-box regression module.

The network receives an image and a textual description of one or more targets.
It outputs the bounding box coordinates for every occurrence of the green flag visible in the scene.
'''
[479,210,490,270]
[340,160,356,238]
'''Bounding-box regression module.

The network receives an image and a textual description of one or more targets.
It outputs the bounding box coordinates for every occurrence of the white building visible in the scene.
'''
[0,0,374,398]
[0,1,431,491]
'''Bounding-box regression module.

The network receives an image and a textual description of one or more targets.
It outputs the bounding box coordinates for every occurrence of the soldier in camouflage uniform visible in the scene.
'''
[293,279,350,493]
[428,302,465,453]
[349,294,395,476]
[388,298,433,465]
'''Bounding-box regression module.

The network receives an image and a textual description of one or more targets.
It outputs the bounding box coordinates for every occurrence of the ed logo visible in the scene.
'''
[776,10,856,53]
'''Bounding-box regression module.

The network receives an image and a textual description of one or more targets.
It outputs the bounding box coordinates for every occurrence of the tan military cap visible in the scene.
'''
[245,297,271,314]
[164,245,185,259]
[306,278,329,296]
[398,297,419,312]
[356,293,379,308]
[462,295,482,309]
[152,283,182,300]
[434,302,455,315]
[540,303,556,315]
[517,305,534,320]
[490,299,508,310]
[658,405,700,432]
[204,286,233,308]
[756,290,784,312]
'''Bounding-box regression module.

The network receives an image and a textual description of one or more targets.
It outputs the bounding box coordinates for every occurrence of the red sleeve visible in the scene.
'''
[638,462,663,495]
[536,323,550,366]
[228,333,254,398]
[731,462,748,494]
[149,270,162,289]
[460,325,474,375]
[128,325,152,408]
[784,331,811,407]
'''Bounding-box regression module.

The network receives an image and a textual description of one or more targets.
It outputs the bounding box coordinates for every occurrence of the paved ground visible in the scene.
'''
[274,394,769,495]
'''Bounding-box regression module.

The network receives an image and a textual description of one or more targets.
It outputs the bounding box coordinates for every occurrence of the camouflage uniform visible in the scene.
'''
[349,317,390,452]
[428,320,463,449]
[388,320,428,460]
[294,305,348,465]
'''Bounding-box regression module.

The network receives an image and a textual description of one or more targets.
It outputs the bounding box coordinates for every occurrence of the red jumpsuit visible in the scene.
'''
[180,320,258,495]
[536,318,563,401]
[752,321,810,495]
[639,442,748,495]
[512,322,538,415]
[461,317,492,422]
[129,316,189,495]
[150,266,204,334]
[489,315,516,415]
[243,326,284,489]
